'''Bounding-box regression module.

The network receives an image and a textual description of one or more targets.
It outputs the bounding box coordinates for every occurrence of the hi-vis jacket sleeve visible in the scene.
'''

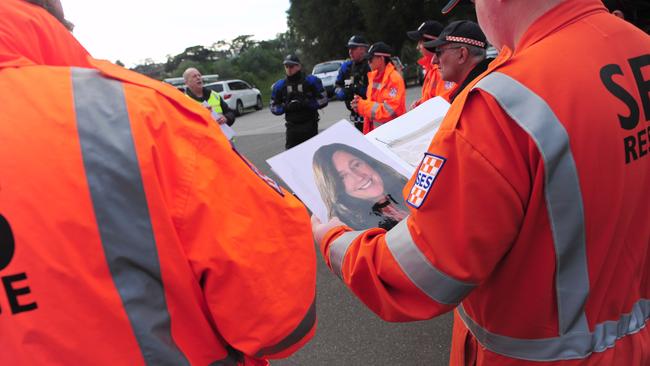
[356,71,405,124]
[320,92,527,321]
[146,89,317,358]
[183,140,317,359]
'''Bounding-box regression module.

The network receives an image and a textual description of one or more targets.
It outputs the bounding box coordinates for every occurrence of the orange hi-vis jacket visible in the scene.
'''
[0,1,316,365]
[412,55,456,106]
[357,62,406,134]
[320,1,649,365]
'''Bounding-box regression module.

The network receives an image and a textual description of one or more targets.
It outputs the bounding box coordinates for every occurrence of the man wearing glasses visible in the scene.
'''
[406,20,456,108]
[313,0,649,364]
[424,20,490,103]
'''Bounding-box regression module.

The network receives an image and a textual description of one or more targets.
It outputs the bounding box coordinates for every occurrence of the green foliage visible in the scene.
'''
[287,0,366,66]
[129,1,480,103]
[288,0,476,63]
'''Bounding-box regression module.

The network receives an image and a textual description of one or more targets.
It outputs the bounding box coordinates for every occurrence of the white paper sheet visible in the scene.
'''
[366,97,449,174]
[267,121,410,223]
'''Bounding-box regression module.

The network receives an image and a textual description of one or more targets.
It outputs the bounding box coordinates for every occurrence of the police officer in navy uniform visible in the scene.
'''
[271,54,328,149]
[334,35,371,132]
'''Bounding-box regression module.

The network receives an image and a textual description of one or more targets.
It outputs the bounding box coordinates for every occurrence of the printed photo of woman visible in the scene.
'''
[312,143,409,231]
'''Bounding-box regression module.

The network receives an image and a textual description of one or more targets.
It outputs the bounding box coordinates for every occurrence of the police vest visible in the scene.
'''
[347,61,370,97]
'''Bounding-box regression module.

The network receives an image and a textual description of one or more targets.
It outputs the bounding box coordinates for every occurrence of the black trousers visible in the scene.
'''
[285,119,318,149]
[349,111,364,132]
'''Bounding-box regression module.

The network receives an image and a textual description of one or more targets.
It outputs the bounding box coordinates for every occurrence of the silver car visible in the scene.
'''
[205,79,263,115]
[312,60,344,98]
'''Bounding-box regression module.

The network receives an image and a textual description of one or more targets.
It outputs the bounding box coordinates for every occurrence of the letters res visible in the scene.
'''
[600,54,650,164]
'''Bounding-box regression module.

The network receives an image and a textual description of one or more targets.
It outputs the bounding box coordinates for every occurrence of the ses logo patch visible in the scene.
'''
[406,153,446,208]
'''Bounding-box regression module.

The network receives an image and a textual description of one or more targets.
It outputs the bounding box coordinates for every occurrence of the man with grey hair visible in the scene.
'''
[423,20,490,102]
[183,67,235,126]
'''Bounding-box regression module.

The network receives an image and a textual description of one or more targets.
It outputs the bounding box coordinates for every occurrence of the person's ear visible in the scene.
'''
[458,47,469,64]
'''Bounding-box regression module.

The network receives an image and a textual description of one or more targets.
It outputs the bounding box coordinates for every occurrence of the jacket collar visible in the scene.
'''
[515,0,607,54]
[369,62,397,87]
[418,55,434,71]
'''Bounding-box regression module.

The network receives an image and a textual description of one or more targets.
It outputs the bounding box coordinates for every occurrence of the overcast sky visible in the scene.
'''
[62,0,291,68]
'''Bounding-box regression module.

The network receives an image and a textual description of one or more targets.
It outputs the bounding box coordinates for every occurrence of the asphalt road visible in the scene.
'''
[231,86,453,366]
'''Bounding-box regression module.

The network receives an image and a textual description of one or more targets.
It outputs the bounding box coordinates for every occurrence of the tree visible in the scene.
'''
[229,35,258,56]
[287,0,476,66]
[287,0,366,66]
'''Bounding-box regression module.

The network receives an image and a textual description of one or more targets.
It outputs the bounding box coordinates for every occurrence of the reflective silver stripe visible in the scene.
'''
[329,231,365,279]
[373,82,382,90]
[255,296,317,357]
[72,68,189,365]
[370,102,379,122]
[458,299,650,361]
[474,72,590,336]
[382,102,397,118]
[385,219,476,305]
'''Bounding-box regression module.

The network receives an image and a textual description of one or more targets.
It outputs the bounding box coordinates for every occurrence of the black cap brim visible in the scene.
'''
[406,30,422,41]
[442,0,462,14]
[347,43,369,49]
[423,38,447,51]
[283,61,300,66]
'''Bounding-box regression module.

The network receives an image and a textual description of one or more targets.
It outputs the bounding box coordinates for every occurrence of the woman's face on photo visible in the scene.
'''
[332,150,385,201]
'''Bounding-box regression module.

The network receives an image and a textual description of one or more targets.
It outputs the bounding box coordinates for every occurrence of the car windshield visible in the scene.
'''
[206,83,224,92]
[313,62,340,74]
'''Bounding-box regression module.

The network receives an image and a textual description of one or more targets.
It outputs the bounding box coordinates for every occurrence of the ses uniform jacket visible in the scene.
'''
[357,62,406,134]
[412,55,456,106]
[0,1,316,365]
[320,1,649,365]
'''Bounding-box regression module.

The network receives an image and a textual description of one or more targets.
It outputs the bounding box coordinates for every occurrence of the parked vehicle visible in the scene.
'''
[312,60,344,97]
[204,79,263,116]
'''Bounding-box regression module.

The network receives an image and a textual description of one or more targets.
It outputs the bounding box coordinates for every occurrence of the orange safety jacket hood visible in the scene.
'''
[0,0,91,68]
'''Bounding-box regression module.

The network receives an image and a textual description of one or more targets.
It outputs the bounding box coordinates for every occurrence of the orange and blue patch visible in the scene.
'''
[407,153,446,208]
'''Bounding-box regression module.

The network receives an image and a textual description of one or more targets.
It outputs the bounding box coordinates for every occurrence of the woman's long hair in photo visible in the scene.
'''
[312,143,408,230]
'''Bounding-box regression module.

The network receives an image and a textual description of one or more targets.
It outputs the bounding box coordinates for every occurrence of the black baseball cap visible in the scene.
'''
[347,35,369,48]
[441,0,463,14]
[423,20,487,51]
[407,21,444,41]
[366,42,394,59]
[282,54,301,66]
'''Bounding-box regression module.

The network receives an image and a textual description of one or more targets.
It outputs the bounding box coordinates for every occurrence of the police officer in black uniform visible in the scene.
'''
[271,54,329,149]
[334,35,371,132]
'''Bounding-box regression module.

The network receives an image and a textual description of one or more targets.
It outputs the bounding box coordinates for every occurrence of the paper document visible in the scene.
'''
[267,121,410,226]
[201,101,236,140]
[266,97,450,229]
[366,97,449,174]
